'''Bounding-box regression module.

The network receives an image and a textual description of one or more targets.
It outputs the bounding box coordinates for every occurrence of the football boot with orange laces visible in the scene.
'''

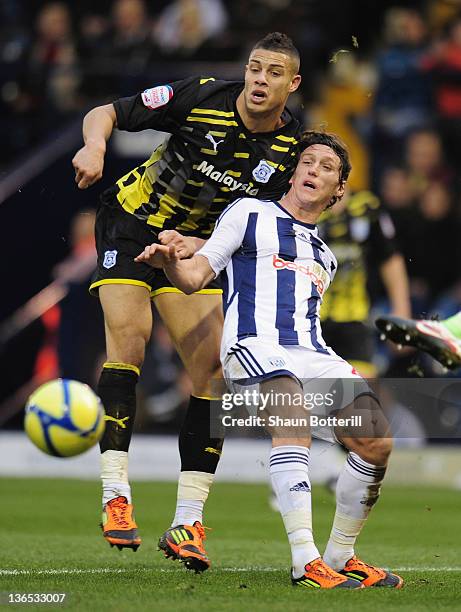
[101,496,141,551]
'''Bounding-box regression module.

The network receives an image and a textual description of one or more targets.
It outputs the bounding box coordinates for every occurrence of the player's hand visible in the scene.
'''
[72,145,105,189]
[158,230,197,258]
[134,243,180,268]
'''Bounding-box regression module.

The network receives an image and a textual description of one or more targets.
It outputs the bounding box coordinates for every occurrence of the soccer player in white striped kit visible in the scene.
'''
[136,131,403,589]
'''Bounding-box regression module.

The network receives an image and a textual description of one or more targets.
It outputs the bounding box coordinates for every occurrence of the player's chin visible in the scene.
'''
[246,97,271,112]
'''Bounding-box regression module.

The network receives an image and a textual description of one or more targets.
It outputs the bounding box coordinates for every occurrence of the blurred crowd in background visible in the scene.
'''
[2,0,461,437]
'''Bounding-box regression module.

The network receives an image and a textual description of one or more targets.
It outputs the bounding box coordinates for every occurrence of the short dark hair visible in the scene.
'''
[252,32,300,72]
[298,130,351,185]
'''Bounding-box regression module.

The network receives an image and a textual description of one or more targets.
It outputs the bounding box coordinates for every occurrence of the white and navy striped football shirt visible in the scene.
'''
[197,197,337,359]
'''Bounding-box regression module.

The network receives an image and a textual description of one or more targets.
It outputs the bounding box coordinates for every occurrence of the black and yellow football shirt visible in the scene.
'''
[104,76,301,238]
[318,191,398,322]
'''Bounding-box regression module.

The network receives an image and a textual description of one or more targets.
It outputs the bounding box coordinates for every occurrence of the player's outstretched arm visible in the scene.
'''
[135,244,215,294]
[72,104,117,189]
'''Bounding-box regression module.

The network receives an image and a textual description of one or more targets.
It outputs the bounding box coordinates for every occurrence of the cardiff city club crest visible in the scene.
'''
[252,160,275,183]
[103,250,118,269]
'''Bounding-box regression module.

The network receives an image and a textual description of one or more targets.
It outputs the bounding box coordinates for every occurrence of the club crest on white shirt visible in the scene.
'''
[268,356,286,368]
[252,160,275,183]
[103,250,118,269]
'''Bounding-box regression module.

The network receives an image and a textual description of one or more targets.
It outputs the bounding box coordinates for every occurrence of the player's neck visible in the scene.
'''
[236,94,285,133]
[329,197,347,216]
[279,192,323,225]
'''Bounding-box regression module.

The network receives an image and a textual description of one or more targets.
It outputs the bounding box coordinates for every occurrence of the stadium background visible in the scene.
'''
[1,2,461,608]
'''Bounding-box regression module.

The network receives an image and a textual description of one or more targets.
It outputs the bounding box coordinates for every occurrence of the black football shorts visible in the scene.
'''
[89,201,221,298]
[321,320,376,376]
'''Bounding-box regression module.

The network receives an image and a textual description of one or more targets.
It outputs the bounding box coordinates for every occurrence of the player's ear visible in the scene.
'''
[336,181,346,200]
[289,74,301,93]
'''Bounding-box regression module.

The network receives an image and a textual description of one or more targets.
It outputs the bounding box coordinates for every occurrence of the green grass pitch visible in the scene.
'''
[1,479,459,610]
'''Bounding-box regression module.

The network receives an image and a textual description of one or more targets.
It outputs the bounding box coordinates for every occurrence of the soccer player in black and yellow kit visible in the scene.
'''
[72,33,302,564]
[318,189,411,378]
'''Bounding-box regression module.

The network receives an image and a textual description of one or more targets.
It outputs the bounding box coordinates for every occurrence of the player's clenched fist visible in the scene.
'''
[134,243,180,268]
[72,144,105,189]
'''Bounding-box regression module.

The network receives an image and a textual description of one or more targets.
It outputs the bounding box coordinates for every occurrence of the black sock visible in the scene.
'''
[179,396,224,473]
[98,365,138,453]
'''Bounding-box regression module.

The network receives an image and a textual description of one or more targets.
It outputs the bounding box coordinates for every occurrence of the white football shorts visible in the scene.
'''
[223,337,374,443]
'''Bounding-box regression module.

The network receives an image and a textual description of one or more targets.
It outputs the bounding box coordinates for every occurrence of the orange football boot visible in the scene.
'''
[292,558,363,589]
[101,496,141,551]
[158,521,210,573]
[340,556,403,588]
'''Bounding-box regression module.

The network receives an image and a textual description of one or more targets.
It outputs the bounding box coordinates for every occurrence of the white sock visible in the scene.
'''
[323,452,386,571]
[101,450,131,506]
[172,471,214,527]
[269,446,319,578]
[173,500,204,526]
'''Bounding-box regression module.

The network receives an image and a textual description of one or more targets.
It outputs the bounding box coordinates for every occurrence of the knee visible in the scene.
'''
[352,436,393,467]
[105,323,150,368]
[190,360,222,397]
[272,436,311,449]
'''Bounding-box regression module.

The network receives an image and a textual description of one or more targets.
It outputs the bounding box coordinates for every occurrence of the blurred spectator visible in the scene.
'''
[153,0,228,58]
[77,12,110,99]
[427,0,461,36]
[378,161,461,375]
[6,2,81,153]
[379,165,420,272]
[33,305,60,385]
[379,165,416,212]
[23,4,80,113]
[422,13,461,172]
[383,171,460,315]
[404,128,455,197]
[371,7,433,188]
[310,53,374,191]
[416,181,461,301]
[80,0,155,98]
[106,0,154,87]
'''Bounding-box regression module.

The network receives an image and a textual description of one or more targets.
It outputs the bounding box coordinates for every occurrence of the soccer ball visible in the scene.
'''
[24,379,105,457]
